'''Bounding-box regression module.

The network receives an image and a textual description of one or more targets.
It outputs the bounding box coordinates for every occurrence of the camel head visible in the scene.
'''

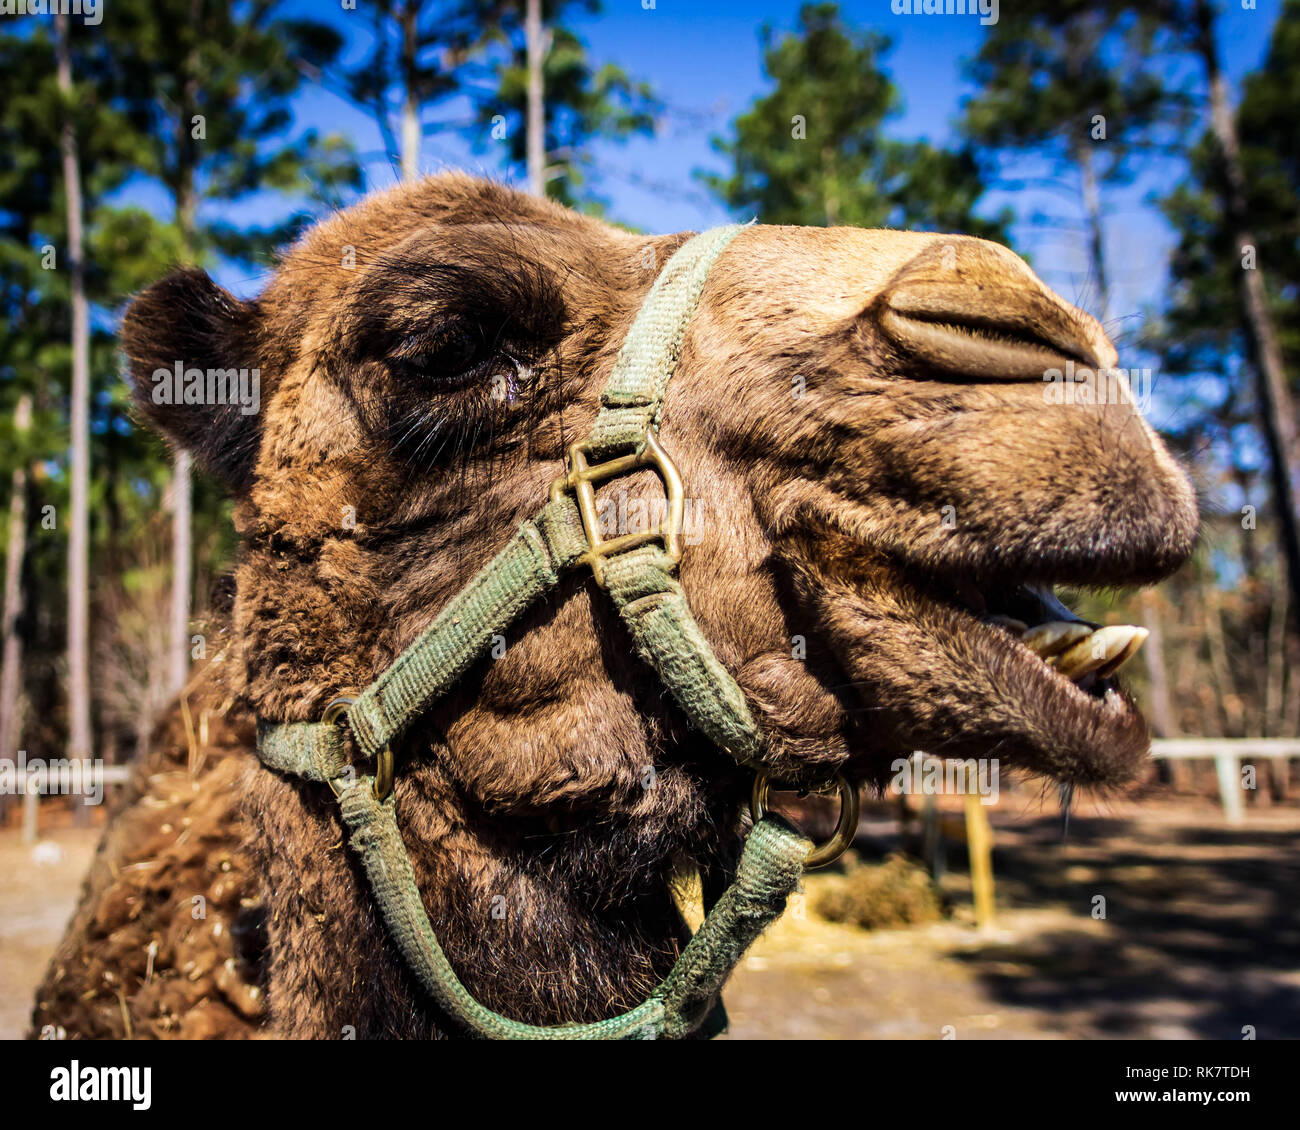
[123,174,1198,837]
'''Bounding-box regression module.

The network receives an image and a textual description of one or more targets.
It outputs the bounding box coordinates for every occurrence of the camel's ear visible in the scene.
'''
[122,268,265,493]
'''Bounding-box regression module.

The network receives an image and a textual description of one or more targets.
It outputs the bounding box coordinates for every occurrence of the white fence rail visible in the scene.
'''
[9,741,1296,842]
[1149,739,1300,825]
[13,765,132,845]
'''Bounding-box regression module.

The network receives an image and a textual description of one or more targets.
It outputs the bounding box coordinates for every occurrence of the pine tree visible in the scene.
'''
[56,11,93,769]
[475,0,660,207]
[1153,0,1300,636]
[340,0,491,182]
[0,19,174,766]
[705,3,1007,238]
[960,0,1175,321]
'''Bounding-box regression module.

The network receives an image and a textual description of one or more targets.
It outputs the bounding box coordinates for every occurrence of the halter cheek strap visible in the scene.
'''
[256,224,819,1040]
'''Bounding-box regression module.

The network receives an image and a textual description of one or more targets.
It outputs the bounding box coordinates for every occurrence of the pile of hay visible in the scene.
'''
[812,854,943,931]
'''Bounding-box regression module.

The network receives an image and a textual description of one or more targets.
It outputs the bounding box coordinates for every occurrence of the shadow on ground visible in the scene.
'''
[951,813,1300,1040]
[721,797,1299,1039]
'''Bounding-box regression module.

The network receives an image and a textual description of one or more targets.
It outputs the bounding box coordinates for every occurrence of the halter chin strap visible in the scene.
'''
[256,224,814,1040]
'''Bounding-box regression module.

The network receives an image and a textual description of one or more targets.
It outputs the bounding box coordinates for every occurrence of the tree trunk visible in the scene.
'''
[1286,634,1300,739]
[57,14,93,777]
[1194,0,1300,631]
[1231,463,1262,579]
[169,4,201,699]
[820,145,840,226]
[0,394,32,823]
[1139,591,1178,734]
[400,1,420,182]
[1066,18,1110,324]
[1204,586,1242,736]
[1075,139,1111,325]
[1265,565,1288,736]
[525,0,545,195]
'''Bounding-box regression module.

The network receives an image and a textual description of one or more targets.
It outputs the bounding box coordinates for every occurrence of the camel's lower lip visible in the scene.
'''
[874,579,1153,784]
[787,518,1155,784]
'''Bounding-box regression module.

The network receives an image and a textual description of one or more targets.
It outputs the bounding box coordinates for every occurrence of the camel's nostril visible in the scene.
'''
[879,293,1113,382]
[880,240,1118,381]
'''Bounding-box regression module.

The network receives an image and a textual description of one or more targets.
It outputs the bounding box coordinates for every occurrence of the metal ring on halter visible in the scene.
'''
[750,771,860,869]
[322,696,394,802]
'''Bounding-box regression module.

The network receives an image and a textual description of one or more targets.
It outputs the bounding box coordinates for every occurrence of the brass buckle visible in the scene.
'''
[750,771,860,870]
[323,696,395,801]
[549,430,686,588]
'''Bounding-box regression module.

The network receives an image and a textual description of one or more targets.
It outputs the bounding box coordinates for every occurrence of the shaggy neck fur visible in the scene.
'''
[237,519,752,1036]
[226,302,765,1033]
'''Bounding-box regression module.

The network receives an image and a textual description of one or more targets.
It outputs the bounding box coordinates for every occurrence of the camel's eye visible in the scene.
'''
[390,325,488,384]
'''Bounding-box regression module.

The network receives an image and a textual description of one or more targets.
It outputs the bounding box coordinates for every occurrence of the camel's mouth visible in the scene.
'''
[790,526,1158,788]
[855,565,1156,786]
[933,578,1148,718]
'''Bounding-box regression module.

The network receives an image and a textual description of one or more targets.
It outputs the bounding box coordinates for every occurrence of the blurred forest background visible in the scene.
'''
[1,0,1298,794]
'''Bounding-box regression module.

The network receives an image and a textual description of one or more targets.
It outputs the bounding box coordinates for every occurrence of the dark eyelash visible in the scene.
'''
[379,366,525,476]
[391,333,448,363]
[388,324,494,385]
[340,248,568,366]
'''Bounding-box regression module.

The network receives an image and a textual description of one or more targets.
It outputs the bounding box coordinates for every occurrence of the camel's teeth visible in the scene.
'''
[1095,625,1149,678]
[1053,625,1148,682]
[1022,620,1092,659]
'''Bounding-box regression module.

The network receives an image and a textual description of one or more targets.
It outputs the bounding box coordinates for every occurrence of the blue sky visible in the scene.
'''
[192,0,1284,436]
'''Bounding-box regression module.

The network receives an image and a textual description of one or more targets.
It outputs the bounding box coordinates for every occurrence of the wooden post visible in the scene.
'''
[964,790,995,929]
[922,790,943,879]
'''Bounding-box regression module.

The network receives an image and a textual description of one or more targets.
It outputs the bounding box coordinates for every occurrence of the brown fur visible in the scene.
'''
[33,174,1197,1038]
[31,664,264,1039]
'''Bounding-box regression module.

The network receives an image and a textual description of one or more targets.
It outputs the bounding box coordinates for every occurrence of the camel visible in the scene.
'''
[31,173,1198,1039]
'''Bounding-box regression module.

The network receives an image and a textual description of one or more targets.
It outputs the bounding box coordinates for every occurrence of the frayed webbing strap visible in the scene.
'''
[584,226,762,764]
[340,776,809,1040]
[257,493,586,779]
[603,544,762,765]
[652,816,810,1038]
[347,494,589,758]
[587,224,746,459]
[257,719,347,784]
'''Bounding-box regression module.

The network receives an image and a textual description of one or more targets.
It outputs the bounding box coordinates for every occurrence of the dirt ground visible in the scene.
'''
[0,823,100,1040]
[3,789,1297,1040]
[724,795,1300,1039]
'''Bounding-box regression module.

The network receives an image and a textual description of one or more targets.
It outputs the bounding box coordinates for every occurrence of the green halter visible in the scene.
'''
[256,224,817,1039]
